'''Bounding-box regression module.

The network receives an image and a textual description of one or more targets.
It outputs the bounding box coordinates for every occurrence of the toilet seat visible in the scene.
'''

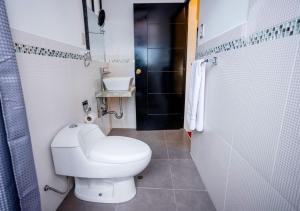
[88,136,151,164]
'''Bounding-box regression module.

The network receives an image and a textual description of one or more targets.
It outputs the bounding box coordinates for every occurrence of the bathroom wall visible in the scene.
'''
[4,0,86,48]
[191,0,300,211]
[102,0,185,128]
[5,0,111,210]
[198,0,249,44]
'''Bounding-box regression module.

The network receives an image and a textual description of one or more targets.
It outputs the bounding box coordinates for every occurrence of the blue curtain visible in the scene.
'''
[0,0,41,210]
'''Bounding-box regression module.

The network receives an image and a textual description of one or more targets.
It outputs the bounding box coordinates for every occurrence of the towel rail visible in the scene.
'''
[191,57,217,66]
[202,56,217,65]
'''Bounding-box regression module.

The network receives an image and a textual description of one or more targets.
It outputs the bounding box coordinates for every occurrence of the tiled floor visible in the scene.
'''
[57,129,216,211]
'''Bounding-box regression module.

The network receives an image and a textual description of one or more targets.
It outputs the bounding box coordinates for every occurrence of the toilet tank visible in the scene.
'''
[51,123,104,176]
[51,123,100,148]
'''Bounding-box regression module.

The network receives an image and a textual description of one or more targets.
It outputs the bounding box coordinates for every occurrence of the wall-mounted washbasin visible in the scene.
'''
[96,86,136,98]
[103,76,133,91]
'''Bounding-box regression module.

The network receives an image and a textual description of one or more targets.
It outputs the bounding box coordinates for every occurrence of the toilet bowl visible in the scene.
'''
[51,123,152,203]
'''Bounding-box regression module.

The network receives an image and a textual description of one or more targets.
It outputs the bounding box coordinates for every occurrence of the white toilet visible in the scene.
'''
[51,123,151,203]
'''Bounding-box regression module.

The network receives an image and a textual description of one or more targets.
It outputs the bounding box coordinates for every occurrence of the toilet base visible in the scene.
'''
[74,177,136,203]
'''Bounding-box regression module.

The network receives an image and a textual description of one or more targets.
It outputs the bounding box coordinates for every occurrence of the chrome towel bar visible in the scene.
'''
[191,56,217,66]
[202,56,217,65]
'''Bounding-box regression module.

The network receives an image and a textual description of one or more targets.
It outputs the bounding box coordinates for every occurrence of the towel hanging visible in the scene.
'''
[186,59,206,132]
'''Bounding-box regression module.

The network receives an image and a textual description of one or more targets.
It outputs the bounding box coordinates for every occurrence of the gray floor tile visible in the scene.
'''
[175,190,216,211]
[144,139,169,159]
[167,141,191,159]
[115,188,176,211]
[109,128,137,138]
[136,159,172,188]
[57,191,115,211]
[110,129,168,159]
[136,130,168,159]
[136,130,165,142]
[165,130,191,159]
[170,159,206,190]
[164,129,190,144]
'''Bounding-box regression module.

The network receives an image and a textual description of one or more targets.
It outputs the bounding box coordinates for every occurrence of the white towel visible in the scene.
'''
[186,59,206,132]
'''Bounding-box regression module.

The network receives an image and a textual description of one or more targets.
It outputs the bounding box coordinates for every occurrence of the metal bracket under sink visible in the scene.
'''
[96,97,123,119]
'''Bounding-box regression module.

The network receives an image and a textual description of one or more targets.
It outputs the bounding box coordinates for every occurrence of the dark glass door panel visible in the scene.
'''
[148,23,186,49]
[148,49,185,72]
[148,71,183,94]
[148,94,184,114]
[146,4,187,23]
[134,3,187,130]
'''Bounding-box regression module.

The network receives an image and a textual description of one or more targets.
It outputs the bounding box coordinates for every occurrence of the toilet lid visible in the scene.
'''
[88,136,151,164]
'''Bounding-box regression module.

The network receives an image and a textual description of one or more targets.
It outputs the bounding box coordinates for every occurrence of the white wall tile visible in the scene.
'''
[192,1,300,210]
[14,29,111,211]
[232,36,299,179]
[246,0,300,35]
[5,0,85,48]
[191,128,231,211]
[225,150,296,211]
[271,39,300,210]
[198,0,249,44]
[197,24,245,57]
[204,47,247,145]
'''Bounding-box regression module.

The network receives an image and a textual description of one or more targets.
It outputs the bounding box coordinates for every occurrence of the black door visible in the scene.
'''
[134,3,187,130]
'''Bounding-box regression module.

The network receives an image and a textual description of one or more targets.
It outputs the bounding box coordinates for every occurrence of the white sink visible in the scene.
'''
[103,77,133,91]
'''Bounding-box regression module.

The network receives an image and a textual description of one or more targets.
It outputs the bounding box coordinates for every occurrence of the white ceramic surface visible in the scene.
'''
[51,123,151,203]
[103,76,133,91]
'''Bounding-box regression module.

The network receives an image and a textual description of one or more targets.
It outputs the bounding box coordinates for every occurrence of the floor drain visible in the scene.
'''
[137,175,143,180]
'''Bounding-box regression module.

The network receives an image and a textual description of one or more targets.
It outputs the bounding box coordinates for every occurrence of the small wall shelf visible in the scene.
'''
[95,86,136,98]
